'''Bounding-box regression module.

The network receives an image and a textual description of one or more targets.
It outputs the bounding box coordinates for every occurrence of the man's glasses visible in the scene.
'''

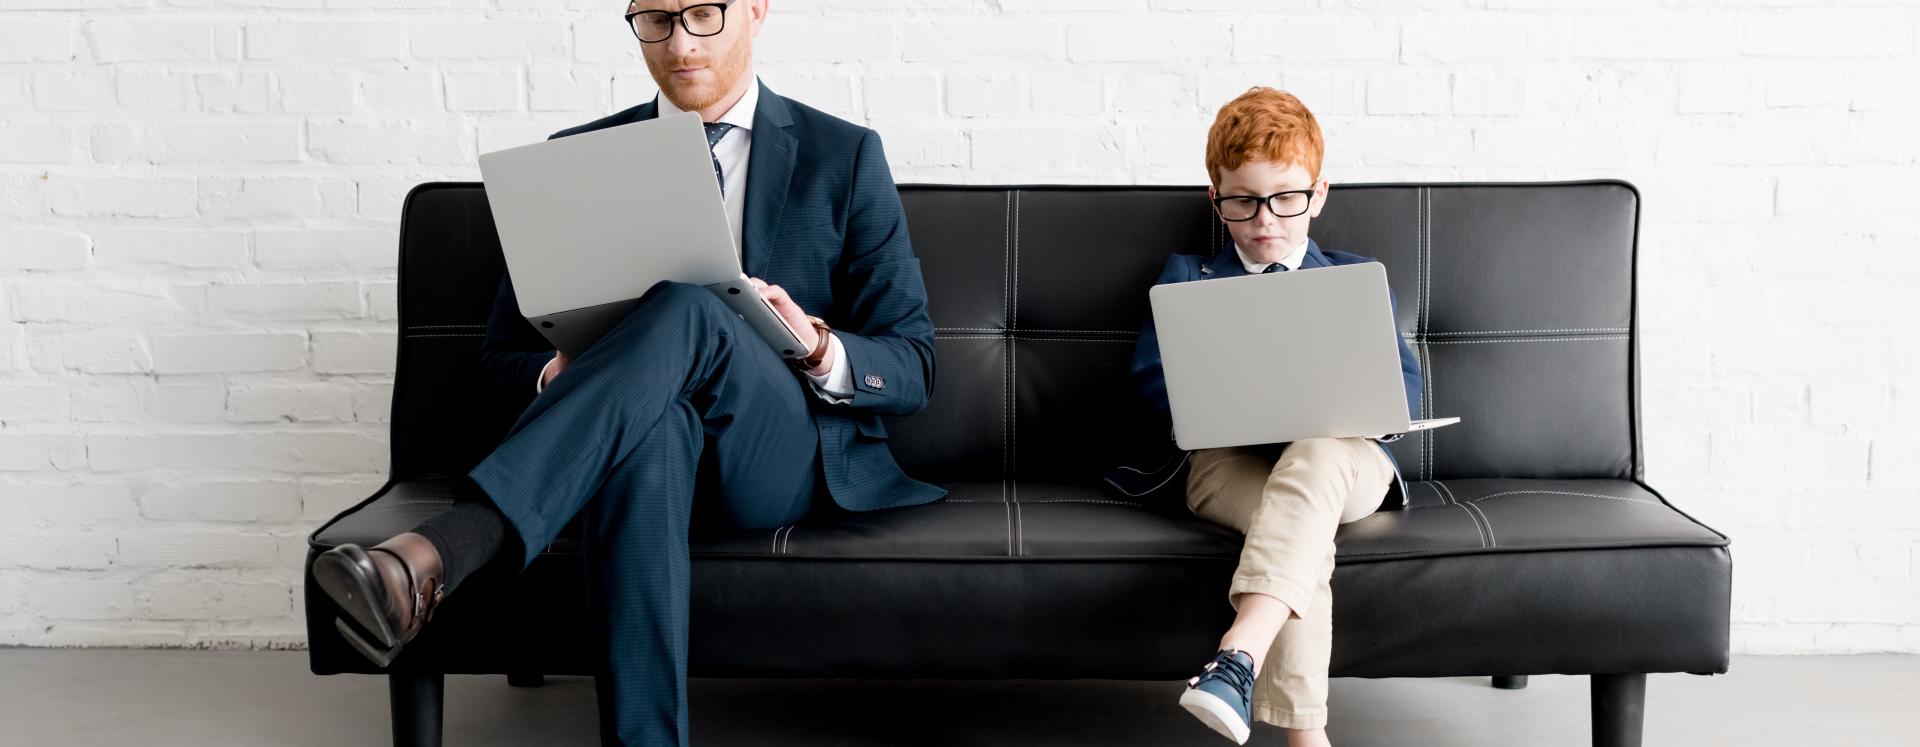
[1212,189,1315,222]
[626,0,738,44]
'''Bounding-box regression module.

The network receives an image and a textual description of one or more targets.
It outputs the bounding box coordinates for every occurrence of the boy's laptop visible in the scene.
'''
[476,111,807,360]
[1148,262,1459,451]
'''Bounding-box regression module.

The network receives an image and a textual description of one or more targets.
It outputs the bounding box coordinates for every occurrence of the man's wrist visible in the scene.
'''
[791,315,832,372]
[804,335,837,377]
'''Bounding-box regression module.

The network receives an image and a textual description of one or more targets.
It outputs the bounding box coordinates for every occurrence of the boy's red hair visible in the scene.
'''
[1205,87,1324,186]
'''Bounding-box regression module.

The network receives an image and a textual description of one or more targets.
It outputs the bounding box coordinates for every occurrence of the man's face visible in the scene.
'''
[630,0,764,113]
[1209,158,1329,264]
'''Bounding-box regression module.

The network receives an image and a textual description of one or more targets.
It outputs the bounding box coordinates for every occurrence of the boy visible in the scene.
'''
[1127,88,1422,746]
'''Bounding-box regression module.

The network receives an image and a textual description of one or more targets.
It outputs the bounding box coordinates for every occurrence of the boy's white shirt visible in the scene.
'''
[1232,235,1310,274]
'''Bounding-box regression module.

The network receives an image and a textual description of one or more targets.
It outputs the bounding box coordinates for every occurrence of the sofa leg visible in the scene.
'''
[1590,672,1646,747]
[507,672,546,688]
[389,670,445,747]
[1492,675,1528,690]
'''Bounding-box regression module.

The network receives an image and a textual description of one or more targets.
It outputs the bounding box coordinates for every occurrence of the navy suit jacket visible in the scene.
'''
[1108,238,1422,505]
[475,81,945,512]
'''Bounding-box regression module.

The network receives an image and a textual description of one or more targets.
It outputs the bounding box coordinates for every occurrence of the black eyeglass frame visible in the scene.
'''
[1211,188,1317,222]
[625,0,740,44]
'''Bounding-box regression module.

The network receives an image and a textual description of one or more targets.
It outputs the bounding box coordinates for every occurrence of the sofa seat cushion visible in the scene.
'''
[310,477,1726,563]
[307,476,1728,678]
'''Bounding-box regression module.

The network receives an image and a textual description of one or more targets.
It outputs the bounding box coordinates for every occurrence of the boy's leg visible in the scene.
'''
[1187,437,1389,617]
[1246,437,1394,729]
[1185,437,1394,729]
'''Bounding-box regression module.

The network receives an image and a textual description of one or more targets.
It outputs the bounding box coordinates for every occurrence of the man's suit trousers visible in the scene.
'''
[469,281,822,746]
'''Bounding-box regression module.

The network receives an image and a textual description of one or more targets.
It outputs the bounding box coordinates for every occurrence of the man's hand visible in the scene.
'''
[749,278,834,375]
[541,350,570,389]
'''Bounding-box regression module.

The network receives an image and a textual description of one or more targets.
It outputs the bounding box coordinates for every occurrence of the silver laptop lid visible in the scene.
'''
[477,111,740,320]
[1148,262,1410,451]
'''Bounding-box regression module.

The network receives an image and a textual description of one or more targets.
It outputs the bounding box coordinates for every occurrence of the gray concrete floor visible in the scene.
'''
[0,649,1910,746]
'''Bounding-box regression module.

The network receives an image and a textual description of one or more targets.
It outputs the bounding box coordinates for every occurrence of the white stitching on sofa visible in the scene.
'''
[1012,343,1023,555]
[1425,336,1436,483]
[1471,489,1659,505]
[407,324,484,330]
[404,333,484,338]
[1426,328,1629,336]
[1426,336,1629,345]
[1416,339,1426,481]
[1417,187,1432,483]
[1013,190,1021,331]
[1425,188,1438,485]
[1013,190,1023,558]
[1437,481,1494,548]
[1339,536,1724,557]
[1006,189,1021,556]
[1466,502,1496,547]
[1432,482,1487,548]
[1419,187,1430,341]
[1399,489,1659,509]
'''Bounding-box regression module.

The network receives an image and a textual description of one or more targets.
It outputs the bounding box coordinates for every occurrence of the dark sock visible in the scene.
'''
[412,477,520,593]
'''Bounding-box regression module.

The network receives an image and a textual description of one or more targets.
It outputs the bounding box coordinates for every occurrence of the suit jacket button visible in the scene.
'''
[864,374,885,390]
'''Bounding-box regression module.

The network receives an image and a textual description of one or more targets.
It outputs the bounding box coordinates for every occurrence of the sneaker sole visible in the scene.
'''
[1179,687,1251,745]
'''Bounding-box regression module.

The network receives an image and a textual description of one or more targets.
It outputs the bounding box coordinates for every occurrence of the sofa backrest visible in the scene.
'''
[388,182,1642,487]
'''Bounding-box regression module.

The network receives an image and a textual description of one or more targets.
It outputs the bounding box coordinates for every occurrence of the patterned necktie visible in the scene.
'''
[1262,263,1288,274]
[703,122,736,194]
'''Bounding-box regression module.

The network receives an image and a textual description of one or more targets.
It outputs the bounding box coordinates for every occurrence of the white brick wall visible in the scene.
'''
[0,1,1915,654]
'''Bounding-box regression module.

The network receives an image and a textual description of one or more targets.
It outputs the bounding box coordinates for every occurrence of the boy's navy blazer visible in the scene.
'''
[1111,238,1424,506]
[473,80,945,512]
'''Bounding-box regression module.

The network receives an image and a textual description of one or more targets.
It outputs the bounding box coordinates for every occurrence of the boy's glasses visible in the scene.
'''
[626,0,737,43]
[1212,189,1315,221]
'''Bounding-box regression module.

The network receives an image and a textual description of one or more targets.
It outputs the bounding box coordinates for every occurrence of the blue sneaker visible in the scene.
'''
[1179,649,1256,744]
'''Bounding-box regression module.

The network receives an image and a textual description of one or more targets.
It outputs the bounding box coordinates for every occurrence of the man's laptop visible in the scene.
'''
[476,111,807,360]
[1148,262,1458,451]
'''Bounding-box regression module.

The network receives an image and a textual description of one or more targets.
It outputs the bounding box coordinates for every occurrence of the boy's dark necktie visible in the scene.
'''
[1262,263,1287,274]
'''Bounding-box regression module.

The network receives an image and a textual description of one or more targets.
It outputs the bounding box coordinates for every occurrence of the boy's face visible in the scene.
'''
[1209,159,1330,265]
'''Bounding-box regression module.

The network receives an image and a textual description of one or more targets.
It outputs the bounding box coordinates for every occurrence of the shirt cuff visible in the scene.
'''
[535,355,557,394]
[804,333,854,405]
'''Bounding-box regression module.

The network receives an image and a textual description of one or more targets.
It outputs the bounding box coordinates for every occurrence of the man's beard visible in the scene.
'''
[654,37,751,113]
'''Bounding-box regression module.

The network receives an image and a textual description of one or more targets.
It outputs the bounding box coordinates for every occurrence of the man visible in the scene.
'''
[311,1,943,743]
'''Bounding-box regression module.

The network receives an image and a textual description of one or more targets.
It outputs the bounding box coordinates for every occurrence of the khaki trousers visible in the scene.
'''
[1184,437,1395,730]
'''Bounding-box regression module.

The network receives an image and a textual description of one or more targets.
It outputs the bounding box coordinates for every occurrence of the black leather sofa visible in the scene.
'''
[305,180,1732,746]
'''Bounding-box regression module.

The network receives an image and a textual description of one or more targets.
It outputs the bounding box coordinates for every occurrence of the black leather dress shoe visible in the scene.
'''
[312,533,445,668]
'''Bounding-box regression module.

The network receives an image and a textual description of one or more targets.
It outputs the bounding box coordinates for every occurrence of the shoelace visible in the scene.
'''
[1191,650,1256,697]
